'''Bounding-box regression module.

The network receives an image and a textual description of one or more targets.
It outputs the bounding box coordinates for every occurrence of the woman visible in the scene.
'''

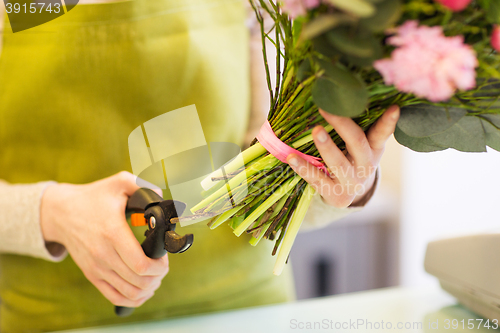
[0,0,399,331]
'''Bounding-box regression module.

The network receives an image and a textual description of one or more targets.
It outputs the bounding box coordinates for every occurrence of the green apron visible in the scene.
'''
[0,1,295,331]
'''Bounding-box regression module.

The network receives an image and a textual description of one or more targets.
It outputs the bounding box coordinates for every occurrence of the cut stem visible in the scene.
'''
[191,154,278,213]
[273,184,315,276]
[233,175,301,237]
[200,143,267,191]
[210,206,244,230]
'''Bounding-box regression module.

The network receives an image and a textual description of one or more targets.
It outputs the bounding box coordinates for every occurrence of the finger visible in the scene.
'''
[367,105,400,153]
[107,249,162,291]
[319,109,372,167]
[104,269,160,302]
[113,226,170,277]
[92,278,153,308]
[312,125,352,183]
[158,256,170,279]
[287,154,353,208]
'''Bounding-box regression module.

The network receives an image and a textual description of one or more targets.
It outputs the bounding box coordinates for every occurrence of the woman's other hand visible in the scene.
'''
[287,105,400,208]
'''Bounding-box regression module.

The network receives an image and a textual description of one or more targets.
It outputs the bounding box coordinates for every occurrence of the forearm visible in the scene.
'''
[0,180,67,261]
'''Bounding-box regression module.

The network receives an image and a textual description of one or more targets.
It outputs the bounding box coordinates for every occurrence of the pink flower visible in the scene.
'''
[303,0,321,8]
[434,0,472,11]
[374,21,478,102]
[281,0,321,19]
[491,25,500,52]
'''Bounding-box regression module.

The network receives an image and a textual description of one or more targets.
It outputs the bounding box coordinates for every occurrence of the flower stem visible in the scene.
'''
[233,175,301,237]
[273,184,315,276]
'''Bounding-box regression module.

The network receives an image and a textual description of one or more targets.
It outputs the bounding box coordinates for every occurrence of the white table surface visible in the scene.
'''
[59,286,500,333]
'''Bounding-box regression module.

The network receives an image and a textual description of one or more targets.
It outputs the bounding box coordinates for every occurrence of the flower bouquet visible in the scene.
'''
[190,0,500,275]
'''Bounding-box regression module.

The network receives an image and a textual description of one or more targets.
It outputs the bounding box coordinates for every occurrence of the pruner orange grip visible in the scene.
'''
[131,213,147,227]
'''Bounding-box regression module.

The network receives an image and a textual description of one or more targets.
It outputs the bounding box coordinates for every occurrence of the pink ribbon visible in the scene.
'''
[257,120,328,174]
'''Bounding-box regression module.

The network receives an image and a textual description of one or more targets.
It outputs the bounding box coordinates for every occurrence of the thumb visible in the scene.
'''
[112,171,140,197]
[112,171,164,198]
[136,177,163,198]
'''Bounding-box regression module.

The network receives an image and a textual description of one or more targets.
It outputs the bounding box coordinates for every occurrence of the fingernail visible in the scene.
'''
[390,106,400,120]
[288,156,299,167]
[320,109,340,119]
[317,129,328,143]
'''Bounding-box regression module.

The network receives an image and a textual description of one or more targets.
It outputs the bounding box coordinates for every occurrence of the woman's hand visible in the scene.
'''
[40,171,168,307]
[287,105,400,208]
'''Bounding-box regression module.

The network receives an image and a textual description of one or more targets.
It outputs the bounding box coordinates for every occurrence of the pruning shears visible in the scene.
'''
[115,188,194,317]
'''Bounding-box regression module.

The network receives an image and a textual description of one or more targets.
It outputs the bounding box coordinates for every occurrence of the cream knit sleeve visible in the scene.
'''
[0,180,67,261]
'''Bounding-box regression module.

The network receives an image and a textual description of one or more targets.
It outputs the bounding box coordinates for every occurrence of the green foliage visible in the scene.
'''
[430,116,487,152]
[325,0,376,17]
[300,14,354,41]
[326,27,378,58]
[480,118,500,150]
[394,127,446,152]
[395,105,500,153]
[360,0,403,32]
[254,0,500,154]
[477,0,500,24]
[480,113,500,127]
[397,105,467,137]
[296,59,313,81]
[312,61,369,117]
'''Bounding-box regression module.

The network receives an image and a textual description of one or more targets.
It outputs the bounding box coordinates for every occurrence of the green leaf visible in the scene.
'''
[479,114,500,128]
[480,118,500,151]
[360,0,402,32]
[300,14,354,41]
[317,60,364,87]
[304,96,315,111]
[326,0,376,18]
[340,37,383,66]
[394,127,446,152]
[326,28,376,58]
[312,62,368,117]
[297,60,313,81]
[369,83,396,96]
[292,18,304,45]
[429,116,487,152]
[477,0,490,9]
[397,105,467,138]
[486,0,500,24]
[312,34,340,58]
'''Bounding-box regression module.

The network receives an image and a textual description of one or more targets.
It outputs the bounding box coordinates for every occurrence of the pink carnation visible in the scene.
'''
[281,0,321,19]
[434,0,472,11]
[491,25,500,52]
[303,0,321,8]
[374,21,478,102]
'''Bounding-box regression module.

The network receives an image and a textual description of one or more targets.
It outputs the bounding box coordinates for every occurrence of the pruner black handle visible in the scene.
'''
[115,188,194,317]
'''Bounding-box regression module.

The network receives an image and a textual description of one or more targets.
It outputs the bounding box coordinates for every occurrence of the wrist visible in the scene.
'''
[40,183,66,244]
[350,170,377,207]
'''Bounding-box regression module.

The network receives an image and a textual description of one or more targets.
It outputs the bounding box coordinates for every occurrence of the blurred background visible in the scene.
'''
[290,138,500,300]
